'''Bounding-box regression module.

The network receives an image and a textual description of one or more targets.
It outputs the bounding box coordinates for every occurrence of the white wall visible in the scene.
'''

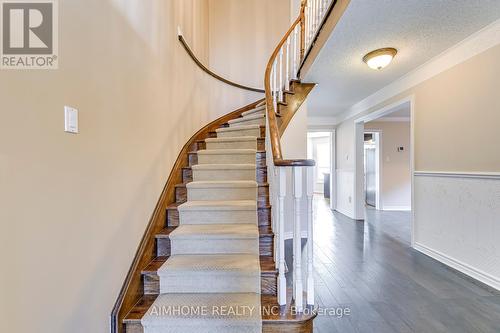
[280,103,309,238]
[365,121,411,210]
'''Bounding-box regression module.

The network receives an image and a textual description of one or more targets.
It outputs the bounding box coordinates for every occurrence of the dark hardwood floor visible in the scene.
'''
[287,196,500,333]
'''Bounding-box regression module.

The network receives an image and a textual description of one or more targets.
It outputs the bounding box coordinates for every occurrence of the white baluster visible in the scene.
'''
[293,26,298,79]
[273,167,278,266]
[312,0,317,34]
[292,167,303,312]
[278,47,284,102]
[306,166,315,305]
[272,59,277,109]
[285,37,290,92]
[277,167,287,306]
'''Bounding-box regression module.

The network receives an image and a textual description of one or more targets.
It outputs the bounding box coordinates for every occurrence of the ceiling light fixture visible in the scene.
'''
[363,48,397,70]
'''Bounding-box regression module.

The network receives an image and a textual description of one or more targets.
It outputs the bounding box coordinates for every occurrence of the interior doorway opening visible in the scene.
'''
[307,132,332,200]
[364,131,381,210]
[354,97,414,244]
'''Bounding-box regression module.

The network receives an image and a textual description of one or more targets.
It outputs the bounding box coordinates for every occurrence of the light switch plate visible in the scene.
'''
[64,106,78,134]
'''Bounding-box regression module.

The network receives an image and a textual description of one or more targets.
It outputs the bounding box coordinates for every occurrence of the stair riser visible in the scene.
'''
[143,271,276,296]
[193,169,256,181]
[170,238,259,255]
[241,107,265,117]
[175,187,187,203]
[159,273,260,294]
[168,207,271,227]
[206,141,257,150]
[188,153,198,166]
[176,184,267,204]
[182,167,266,183]
[187,187,257,201]
[179,210,257,225]
[190,141,206,152]
[256,151,266,168]
[229,117,266,127]
[259,235,273,256]
[154,233,273,256]
[241,110,265,117]
[126,316,310,333]
[198,153,256,165]
[217,128,261,138]
[141,324,262,333]
[182,168,192,183]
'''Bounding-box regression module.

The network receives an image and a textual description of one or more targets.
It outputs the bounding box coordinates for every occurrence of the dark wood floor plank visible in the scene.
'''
[304,197,500,333]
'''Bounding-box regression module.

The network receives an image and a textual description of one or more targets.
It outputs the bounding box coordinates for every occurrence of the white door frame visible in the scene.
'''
[364,130,382,210]
[354,95,416,247]
[307,127,336,211]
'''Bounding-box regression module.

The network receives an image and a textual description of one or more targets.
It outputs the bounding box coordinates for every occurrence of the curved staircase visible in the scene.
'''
[119,99,315,333]
[113,0,350,331]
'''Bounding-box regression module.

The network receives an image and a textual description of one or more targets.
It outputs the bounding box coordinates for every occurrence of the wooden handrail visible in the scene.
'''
[264,2,315,167]
[178,31,265,94]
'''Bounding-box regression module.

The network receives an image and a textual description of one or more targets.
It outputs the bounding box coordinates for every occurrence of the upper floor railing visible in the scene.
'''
[264,0,337,311]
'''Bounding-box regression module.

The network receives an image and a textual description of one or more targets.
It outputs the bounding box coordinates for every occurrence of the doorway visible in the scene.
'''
[307,132,332,198]
[354,97,414,243]
[364,132,381,208]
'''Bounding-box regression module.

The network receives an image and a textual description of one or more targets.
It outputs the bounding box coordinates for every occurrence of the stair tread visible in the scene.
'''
[158,254,259,274]
[169,224,259,239]
[241,106,265,117]
[143,256,276,275]
[228,113,265,124]
[141,293,262,325]
[197,148,257,155]
[205,136,258,142]
[124,293,316,323]
[178,200,257,211]
[156,226,272,239]
[186,180,258,188]
[192,163,256,170]
[216,124,263,132]
[175,182,269,188]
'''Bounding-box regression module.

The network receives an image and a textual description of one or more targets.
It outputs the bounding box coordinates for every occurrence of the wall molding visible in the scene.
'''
[414,242,500,291]
[337,18,500,123]
[414,171,500,180]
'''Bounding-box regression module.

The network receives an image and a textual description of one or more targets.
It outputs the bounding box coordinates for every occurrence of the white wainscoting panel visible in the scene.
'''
[335,169,355,219]
[414,172,500,290]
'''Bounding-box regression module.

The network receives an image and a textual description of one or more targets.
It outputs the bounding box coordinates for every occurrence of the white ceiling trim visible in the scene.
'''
[336,18,500,124]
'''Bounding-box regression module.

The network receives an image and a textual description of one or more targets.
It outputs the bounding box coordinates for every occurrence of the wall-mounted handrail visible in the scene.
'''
[178,28,265,94]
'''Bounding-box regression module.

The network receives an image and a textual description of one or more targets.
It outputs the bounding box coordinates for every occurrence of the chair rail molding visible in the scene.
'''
[413,171,500,291]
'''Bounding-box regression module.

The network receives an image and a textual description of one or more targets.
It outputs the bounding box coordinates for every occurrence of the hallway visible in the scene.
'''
[311,197,500,333]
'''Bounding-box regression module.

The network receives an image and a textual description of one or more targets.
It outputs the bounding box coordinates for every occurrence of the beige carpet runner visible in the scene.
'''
[142,105,266,333]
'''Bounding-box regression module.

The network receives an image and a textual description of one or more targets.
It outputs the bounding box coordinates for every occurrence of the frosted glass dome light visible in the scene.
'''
[363,48,397,70]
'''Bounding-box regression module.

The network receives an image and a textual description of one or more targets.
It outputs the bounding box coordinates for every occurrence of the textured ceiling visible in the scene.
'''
[304,0,500,117]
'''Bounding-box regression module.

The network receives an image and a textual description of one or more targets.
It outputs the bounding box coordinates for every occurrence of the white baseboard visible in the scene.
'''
[382,205,411,211]
[414,242,500,291]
